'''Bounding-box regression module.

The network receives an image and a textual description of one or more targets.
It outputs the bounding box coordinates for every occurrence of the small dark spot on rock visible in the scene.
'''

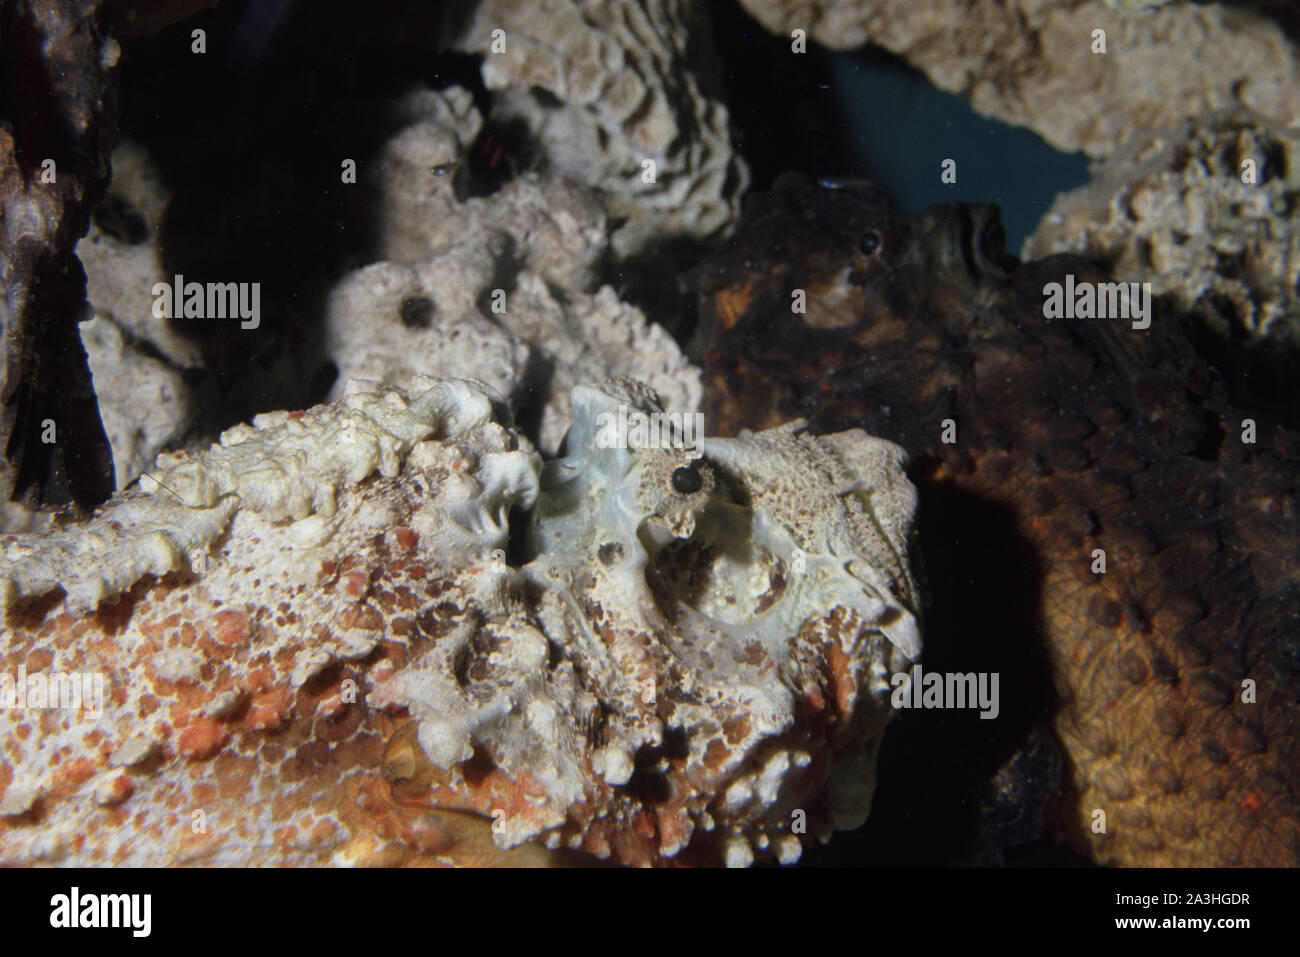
[400,296,436,329]
[1047,441,1091,472]
[1087,595,1123,629]
[1199,738,1229,765]
[1226,717,1267,755]
[1149,653,1178,683]
[597,542,623,566]
[1118,649,1148,684]
[93,193,149,245]
[1154,704,1185,738]
[1188,671,1231,707]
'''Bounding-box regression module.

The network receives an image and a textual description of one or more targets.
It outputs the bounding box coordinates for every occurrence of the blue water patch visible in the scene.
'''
[827,47,1091,253]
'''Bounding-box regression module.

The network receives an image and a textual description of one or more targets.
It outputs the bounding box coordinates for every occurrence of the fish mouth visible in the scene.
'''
[960,203,1019,279]
[911,202,1018,282]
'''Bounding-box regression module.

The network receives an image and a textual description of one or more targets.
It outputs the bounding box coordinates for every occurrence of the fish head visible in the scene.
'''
[694,174,1020,438]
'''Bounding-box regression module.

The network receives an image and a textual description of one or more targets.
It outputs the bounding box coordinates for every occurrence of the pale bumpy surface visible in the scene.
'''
[735,0,1300,158]
[80,315,192,498]
[77,141,202,371]
[0,377,919,866]
[327,87,702,455]
[446,0,748,254]
[1025,109,1300,348]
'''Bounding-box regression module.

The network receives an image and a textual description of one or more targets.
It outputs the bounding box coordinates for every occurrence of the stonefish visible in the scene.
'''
[694,173,1300,866]
[0,374,920,866]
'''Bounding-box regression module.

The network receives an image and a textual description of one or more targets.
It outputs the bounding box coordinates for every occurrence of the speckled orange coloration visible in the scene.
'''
[0,512,584,866]
[0,376,558,865]
[2,376,922,866]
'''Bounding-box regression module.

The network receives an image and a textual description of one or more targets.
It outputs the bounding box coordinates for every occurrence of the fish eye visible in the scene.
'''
[859,230,882,256]
[670,465,703,495]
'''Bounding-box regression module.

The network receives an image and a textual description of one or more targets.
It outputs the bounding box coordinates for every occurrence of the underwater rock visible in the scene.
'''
[0,375,920,866]
[1025,109,1300,416]
[0,0,119,511]
[327,88,701,455]
[695,174,1300,866]
[79,315,192,499]
[73,141,201,495]
[78,141,203,371]
[113,0,221,37]
[445,0,748,255]
[735,0,1300,158]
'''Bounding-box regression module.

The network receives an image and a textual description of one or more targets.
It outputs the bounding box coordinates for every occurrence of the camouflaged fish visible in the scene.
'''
[0,374,921,867]
[694,173,1300,867]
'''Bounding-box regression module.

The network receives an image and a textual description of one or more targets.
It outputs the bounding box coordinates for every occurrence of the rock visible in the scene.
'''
[735,0,1300,158]
[445,0,749,254]
[326,88,702,455]
[0,0,119,511]
[1025,109,1300,410]
[695,174,1300,866]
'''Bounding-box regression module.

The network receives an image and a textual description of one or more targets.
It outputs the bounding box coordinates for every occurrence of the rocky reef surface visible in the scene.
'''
[2,0,1299,869]
[443,0,748,256]
[695,175,1300,866]
[734,0,1300,158]
[0,0,119,512]
[325,87,701,456]
[1025,109,1300,417]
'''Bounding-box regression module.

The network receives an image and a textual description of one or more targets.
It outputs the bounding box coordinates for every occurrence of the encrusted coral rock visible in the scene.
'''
[0,141,193,532]
[735,0,1300,158]
[445,0,748,254]
[327,87,702,455]
[0,376,919,866]
[1024,110,1300,384]
[78,141,202,371]
[0,0,119,510]
[80,314,192,497]
[76,142,198,494]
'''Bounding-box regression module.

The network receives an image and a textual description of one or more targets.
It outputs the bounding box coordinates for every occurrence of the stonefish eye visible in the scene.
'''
[859,230,882,256]
[670,465,703,495]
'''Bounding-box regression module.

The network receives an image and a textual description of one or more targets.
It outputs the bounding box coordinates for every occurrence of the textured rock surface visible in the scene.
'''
[73,141,200,493]
[0,376,919,866]
[79,315,192,498]
[1025,109,1300,406]
[0,0,118,510]
[695,175,1300,866]
[445,0,748,254]
[78,141,202,371]
[327,88,702,455]
[735,0,1300,158]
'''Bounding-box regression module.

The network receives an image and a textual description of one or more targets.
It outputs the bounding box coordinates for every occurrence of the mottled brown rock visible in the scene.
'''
[0,0,118,511]
[695,174,1300,866]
